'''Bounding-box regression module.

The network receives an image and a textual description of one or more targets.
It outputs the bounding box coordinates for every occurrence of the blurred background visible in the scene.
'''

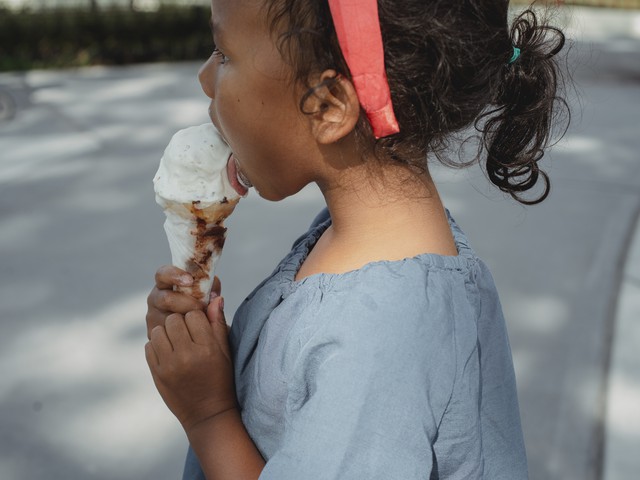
[1,1,639,479]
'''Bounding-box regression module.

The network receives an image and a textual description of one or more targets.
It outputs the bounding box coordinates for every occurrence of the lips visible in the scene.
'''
[227,154,251,197]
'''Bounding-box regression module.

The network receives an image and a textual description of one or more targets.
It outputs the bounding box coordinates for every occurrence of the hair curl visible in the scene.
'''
[264,0,570,204]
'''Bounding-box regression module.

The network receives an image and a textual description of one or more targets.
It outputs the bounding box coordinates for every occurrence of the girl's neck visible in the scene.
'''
[321,160,451,238]
[296,160,457,281]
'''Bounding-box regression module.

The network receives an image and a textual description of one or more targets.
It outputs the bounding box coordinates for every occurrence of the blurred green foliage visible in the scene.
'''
[0,5,212,71]
[3,1,637,72]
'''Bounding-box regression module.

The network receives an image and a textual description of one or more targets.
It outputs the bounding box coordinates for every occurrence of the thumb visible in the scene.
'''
[206,296,228,329]
[209,276,222,300]
[206,297,231,355]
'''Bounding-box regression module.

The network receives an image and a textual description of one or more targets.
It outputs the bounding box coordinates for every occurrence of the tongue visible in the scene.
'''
[227,155,249,197]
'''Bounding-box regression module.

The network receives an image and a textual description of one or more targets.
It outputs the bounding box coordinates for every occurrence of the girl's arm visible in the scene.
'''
[145,268,264,479]
[186,406,265,480]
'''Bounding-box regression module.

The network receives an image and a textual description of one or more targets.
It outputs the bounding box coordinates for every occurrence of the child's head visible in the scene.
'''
[263,0,569,204]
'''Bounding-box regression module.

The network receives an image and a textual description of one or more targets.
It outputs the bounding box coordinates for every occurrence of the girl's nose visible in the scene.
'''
[198,55,216,99]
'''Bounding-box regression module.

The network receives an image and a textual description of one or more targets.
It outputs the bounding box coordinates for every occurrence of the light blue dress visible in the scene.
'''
[183,209,528,479]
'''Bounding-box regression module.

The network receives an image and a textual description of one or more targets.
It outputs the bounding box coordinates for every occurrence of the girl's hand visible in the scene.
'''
[145,296,237,431]
[146,265,219,338]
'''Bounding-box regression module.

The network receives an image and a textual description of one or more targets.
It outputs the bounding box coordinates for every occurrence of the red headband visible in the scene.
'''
[328,0,400,139]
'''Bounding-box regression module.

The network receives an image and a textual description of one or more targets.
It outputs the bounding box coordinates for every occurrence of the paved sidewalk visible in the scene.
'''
[604,215,640,480]
[563,6,640,480]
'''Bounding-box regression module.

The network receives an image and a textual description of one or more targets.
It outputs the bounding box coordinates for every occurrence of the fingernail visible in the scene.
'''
[219,297,225,312]
[210,290,219,300]
[179,275,193,286]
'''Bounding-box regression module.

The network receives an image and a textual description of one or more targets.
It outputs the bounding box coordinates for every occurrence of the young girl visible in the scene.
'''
[145,0,568,478]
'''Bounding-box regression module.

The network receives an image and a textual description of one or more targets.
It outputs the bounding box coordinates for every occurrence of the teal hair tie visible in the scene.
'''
[508,46,521,65]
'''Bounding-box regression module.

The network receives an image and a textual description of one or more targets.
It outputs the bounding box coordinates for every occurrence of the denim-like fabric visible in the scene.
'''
[182,209,528,479]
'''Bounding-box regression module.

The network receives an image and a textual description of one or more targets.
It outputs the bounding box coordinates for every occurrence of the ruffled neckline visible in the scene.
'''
[276,210,478,298]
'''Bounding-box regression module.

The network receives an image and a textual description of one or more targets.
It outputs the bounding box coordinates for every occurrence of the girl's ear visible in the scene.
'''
[305,70,360,144]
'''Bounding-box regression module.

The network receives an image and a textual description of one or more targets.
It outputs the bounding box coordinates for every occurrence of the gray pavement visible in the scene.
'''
[1,6,639,480]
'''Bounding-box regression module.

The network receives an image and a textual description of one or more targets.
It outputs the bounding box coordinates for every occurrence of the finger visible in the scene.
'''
[184,310,214,345]
[145,308,164,339]
[207,297,231,353]
[149,287,204,315]
[206,296,227,328]
[146,288,202,340]
[165,312,193,347]
[144,341,159,367]
[150,325,173,355]
[155,265,193,290]
[210,276,222,300]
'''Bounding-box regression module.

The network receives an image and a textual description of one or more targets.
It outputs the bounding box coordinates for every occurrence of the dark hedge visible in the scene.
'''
[0,6,213,71]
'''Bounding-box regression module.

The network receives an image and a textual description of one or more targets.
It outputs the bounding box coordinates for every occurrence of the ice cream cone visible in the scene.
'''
[153,124,246,304]
[162,198,239,302]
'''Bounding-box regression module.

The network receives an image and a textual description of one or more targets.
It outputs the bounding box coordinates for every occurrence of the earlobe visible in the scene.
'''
[306,70,360,145]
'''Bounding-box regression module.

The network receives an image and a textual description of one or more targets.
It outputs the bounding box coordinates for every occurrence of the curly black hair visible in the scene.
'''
[265,0,570,204]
